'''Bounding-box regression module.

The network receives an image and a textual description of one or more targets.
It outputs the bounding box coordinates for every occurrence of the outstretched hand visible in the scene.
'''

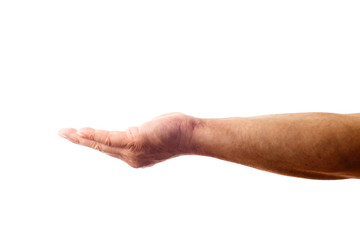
[58,113,200,168]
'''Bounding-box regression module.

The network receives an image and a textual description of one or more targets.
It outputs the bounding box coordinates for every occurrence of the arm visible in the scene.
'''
[191,112,360,179]
[59,112,360,180]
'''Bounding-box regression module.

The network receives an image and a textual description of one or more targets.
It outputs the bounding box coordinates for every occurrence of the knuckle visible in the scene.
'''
[104,135,112,146]
[124,137,141,152]
[126,153,142,168]
[88,133,95,141]
[92,142,103,152]
[127,142,139,152]
[126,127,139,141]
[126,151,138,161]
[129,162,142,168]
[129,160,146,168]
[69,136,80,144]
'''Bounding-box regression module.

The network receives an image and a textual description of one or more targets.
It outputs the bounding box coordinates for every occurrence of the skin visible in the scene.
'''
[58,112,360,180]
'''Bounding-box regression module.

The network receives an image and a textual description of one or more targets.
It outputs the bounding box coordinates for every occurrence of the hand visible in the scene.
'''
[58,113,200,168]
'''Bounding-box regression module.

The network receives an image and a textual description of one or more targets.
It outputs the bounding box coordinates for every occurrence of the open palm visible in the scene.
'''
[59,113,199,168]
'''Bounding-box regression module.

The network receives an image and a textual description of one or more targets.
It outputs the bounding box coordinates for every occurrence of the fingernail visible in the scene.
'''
[58,129,69,139]
[77,128,93,137]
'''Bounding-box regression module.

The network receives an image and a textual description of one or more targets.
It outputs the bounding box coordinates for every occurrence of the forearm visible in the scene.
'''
[191,112,360,179]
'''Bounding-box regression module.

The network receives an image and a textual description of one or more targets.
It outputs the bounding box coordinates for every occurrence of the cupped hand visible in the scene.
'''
[58,113,200,168]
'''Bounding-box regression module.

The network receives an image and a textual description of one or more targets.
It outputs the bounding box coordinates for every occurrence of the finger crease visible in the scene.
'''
[105,135,112,146]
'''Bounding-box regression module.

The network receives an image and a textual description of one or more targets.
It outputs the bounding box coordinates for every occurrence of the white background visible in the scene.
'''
[1,0,359,239]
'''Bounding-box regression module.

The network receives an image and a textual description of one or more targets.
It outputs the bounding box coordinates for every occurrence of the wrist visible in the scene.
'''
[188,117,207,155]
[188,117,221,157]
[188,117,248,160]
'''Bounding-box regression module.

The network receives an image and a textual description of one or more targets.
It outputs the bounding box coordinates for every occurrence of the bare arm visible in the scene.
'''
[59,112,360,180]
[191,112,360,179]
